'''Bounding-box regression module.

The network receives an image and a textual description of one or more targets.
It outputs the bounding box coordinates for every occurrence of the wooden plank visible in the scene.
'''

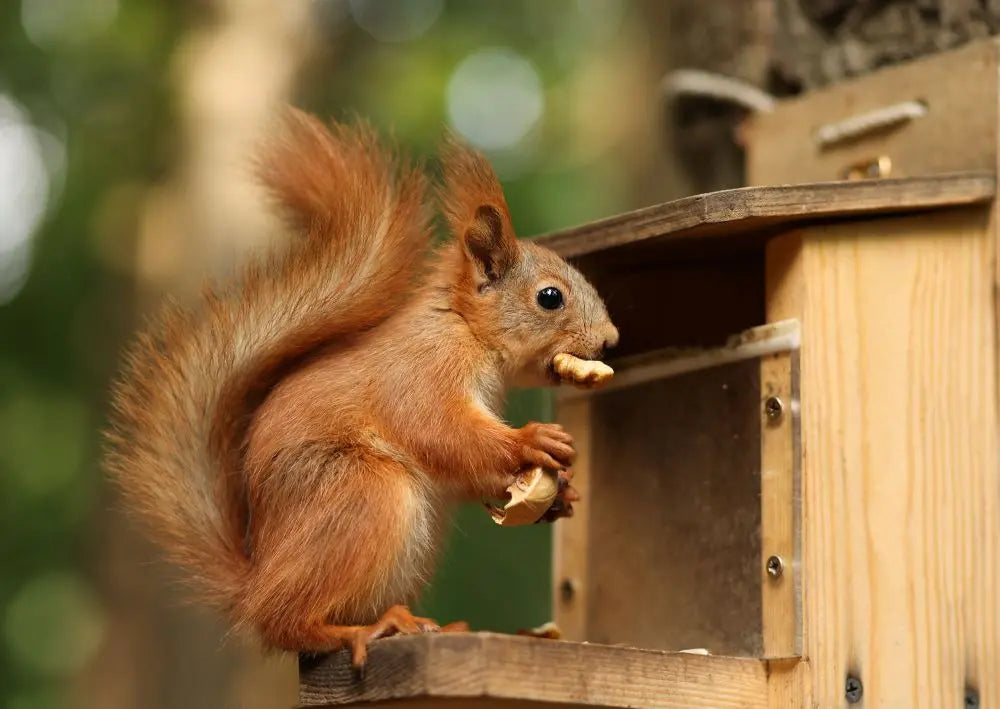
[768,208,1000,707]
[297,633,771,709]
[746,38,1000,184]
[530,173,994,260]
[551,397,591,642]
[332,700,618,708]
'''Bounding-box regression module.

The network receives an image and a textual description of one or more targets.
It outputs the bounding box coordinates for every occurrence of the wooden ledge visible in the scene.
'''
[532,172,995,259]
[299,632,798,708]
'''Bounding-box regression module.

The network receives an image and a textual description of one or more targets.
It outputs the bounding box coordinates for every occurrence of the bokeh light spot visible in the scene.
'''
[447,48,544,151]
[4,571,106,677]
[21,0,118,47]
[0,96,63,305]
[349,0,442,42]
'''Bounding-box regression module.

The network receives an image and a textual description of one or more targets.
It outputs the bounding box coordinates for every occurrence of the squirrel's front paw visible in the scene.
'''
[515,422,574,470]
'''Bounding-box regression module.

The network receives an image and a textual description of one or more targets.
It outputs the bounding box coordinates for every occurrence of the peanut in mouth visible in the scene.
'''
[552,353,614,389]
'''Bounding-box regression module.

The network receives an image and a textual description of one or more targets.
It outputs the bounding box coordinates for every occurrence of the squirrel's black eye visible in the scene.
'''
[536,287,564,310]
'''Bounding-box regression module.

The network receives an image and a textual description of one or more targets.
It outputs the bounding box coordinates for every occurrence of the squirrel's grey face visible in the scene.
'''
[499,243,618,388]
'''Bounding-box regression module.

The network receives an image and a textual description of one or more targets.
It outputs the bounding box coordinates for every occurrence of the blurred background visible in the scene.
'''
[4,0,985,706]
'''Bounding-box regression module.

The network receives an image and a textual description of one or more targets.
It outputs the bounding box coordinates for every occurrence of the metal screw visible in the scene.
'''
[965,688,980,709]
[560,578,576,603]
[764,396,784,423]
[845,676,863,704]
[765,555,784,578]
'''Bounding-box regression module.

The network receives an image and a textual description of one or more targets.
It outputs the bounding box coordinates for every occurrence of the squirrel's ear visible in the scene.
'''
[462,204,518,286]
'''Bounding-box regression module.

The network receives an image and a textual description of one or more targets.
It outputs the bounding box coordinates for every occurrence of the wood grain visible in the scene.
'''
[551,397,591,642]
[298,633,772,708]
[530,173,994,260]
[766,657,811,709]
[746,38,999,185]
[766,208,1000,707]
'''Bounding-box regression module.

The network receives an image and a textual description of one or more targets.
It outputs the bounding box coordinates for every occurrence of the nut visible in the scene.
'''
[485,467,560,527]
[552,353,614,389]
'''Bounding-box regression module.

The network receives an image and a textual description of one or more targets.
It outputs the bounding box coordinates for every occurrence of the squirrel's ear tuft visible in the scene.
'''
[438,135,519,287]
[462,204,518,286]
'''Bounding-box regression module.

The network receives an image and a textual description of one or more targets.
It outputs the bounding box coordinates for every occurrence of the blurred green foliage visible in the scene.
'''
[0,1,180,703]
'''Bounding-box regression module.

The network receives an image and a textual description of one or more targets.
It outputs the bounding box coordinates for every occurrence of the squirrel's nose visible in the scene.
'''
[602,324,619,352]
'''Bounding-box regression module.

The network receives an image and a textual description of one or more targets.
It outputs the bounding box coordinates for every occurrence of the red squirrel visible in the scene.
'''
[105,108,618,667]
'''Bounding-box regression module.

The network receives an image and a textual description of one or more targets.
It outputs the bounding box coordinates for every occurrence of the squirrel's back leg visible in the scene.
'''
[238,442,463,663]
[275,604,468,668]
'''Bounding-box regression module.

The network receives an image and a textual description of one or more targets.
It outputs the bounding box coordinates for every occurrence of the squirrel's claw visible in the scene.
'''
[347,605,468,673]
[347,605,450,672]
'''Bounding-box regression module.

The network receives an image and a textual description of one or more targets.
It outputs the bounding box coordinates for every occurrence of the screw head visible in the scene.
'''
[765,555,784,578]
[965,688,980,709]
[845,676,863,703]
[560,578,576,603]
[764,396,784,423]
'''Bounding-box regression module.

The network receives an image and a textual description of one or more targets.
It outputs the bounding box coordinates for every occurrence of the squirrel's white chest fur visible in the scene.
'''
[384,473,444,608]
[379,369,503,611]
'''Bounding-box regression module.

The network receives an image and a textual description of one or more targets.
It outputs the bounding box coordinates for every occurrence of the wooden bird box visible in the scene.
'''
[299,39,1000,709]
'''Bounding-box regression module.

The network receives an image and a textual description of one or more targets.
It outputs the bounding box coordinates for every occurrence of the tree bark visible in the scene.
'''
[772,0,1000,92]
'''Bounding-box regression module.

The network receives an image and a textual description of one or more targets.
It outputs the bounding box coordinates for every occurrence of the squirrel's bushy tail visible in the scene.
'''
[105,109,432,611]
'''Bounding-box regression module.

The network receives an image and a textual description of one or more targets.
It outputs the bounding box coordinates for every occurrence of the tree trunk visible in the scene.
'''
[772,0,1000,92]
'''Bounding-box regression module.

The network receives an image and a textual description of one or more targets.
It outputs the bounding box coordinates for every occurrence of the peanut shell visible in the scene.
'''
[485,466,560,527]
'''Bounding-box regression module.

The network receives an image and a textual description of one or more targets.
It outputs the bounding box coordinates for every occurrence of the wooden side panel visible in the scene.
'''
[767,208,1000,707]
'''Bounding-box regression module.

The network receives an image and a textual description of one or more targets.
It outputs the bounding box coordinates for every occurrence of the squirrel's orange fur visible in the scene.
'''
[105,107,618,665]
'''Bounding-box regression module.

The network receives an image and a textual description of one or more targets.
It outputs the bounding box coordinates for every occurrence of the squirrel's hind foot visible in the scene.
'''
[347,605,467,670]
